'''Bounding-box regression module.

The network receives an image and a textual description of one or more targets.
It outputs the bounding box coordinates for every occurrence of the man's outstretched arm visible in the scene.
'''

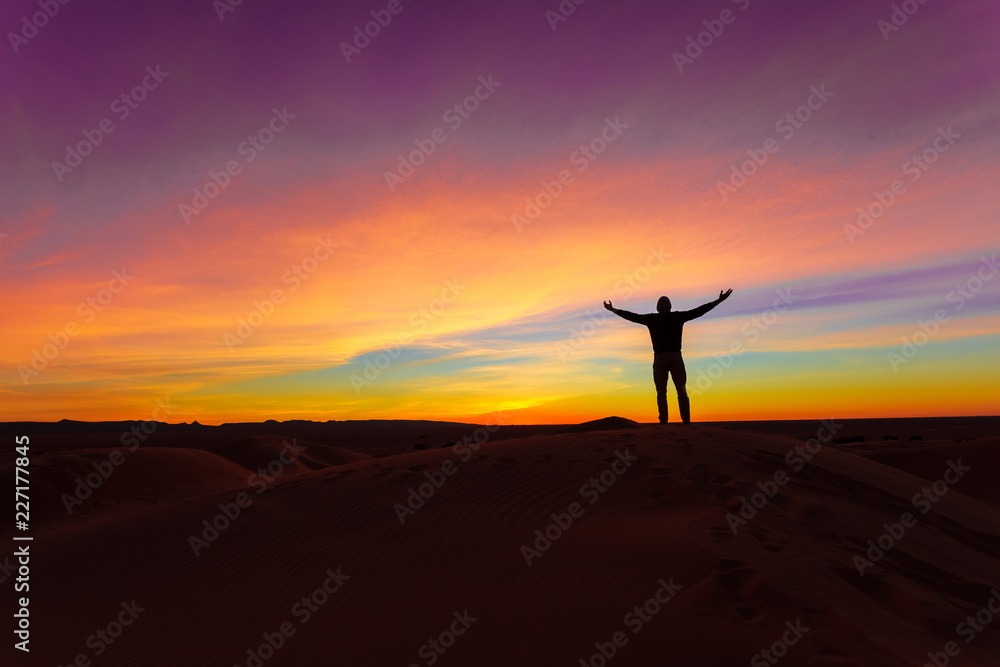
[682,289,733,321]
[603,300,649,324]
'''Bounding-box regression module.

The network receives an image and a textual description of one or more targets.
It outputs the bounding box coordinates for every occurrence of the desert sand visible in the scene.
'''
[2,416,1000,666]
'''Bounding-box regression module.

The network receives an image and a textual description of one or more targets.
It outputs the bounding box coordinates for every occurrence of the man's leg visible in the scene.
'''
[671,352,691,424]
[652,354,669,423]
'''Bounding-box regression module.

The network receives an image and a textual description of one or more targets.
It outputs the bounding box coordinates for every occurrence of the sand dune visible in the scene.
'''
[860,435,1000,509]
[8,447,254,530]
[18,422,1000,666]
[548,415,642,434]
[3,437,372,531]
[208,435,371,472]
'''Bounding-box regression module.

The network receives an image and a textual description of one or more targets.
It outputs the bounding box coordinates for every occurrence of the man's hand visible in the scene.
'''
[718,289,733,302]
[603,300,614,311]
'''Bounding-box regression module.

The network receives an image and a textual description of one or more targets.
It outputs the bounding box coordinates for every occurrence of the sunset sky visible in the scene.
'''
[2,0,998,424]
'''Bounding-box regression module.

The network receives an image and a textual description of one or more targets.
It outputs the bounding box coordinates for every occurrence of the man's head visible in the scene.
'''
[656,296,671,313]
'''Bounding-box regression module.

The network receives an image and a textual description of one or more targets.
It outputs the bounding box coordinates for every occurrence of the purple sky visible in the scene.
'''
[2,0,998,423]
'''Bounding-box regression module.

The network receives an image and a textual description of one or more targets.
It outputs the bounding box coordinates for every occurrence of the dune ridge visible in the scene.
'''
[17,423,1000,666]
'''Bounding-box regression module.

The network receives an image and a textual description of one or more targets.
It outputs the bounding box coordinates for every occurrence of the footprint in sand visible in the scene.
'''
[676,558,770,623]
[638,489,674,511]
[796,503,836,522]
[716,559,770,624]
[685,462,716,482]
[714,484,738,503]
[708,525,735,547]
[747,527,788,554]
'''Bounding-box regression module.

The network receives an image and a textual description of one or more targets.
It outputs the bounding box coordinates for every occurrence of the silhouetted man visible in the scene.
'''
[604,289,732,424]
